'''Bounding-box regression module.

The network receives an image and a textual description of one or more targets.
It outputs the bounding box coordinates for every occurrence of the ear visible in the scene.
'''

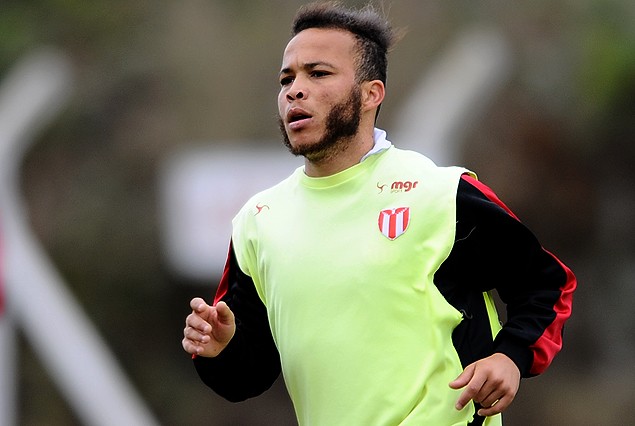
[361,80,385,112]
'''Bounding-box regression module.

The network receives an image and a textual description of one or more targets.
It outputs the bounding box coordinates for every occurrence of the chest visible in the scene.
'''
[252,177,457,306]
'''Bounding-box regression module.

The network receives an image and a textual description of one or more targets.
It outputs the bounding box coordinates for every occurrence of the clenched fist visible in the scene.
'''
[182,298,236,358]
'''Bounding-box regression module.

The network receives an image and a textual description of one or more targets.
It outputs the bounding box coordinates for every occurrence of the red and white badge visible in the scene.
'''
[378,207,410,240]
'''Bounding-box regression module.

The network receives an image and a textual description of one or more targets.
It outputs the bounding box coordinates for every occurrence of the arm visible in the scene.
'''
[183,241,281,402]
[446,175,576,415]
[458,175,576,375]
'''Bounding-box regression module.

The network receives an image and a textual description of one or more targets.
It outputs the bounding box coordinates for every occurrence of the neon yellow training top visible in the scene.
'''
[232,144,488,425]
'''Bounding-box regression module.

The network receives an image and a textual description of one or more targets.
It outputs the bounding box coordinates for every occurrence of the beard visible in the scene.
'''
[278,84,362,163]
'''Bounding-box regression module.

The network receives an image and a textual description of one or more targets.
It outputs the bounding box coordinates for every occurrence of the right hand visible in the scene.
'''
[182,297,236,358]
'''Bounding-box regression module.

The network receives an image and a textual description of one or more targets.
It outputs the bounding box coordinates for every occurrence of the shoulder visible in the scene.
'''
[457,174,520,220]
[384,146,437,169]
[380,147,471,180]
[234,166,303,220]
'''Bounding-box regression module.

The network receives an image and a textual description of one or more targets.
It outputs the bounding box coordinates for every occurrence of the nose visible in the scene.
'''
[286,79,307,101]
[286,89,305,101]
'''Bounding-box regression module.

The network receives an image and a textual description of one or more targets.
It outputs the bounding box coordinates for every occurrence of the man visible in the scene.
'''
[182,2,576,425]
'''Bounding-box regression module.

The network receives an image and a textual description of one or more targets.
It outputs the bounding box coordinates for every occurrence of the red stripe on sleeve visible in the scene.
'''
[213,241,233,306]
[529,255,576,375]
[461,174,519,219]
[461,173,577,375]
[192,242,233,359]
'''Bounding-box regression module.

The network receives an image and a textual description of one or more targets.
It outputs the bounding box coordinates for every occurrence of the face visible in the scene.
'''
[279,83,361,161]
[277,28,363,162]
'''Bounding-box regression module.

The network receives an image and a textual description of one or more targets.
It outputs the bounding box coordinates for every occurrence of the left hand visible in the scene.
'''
[449,352,521,417]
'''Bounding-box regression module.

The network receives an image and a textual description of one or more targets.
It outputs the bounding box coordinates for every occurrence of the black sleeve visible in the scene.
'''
[193,241,281,402]
[435,175,576,377]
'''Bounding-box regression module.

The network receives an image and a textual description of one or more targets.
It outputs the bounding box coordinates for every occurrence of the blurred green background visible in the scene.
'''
[2,0,634,425]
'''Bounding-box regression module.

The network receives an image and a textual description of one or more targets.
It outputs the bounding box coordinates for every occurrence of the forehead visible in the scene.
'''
[281,28,357,69]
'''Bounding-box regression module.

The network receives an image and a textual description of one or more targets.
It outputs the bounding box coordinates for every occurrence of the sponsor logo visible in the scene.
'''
[255,204,269,215]
[390,180,418,192]
[378,207,410,240]
[377,180,419,193]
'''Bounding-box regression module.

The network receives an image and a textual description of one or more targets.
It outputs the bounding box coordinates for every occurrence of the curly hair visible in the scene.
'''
[291,2,399,86]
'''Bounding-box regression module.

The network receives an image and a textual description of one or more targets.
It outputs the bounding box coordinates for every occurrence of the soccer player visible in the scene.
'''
[182,2,576,425]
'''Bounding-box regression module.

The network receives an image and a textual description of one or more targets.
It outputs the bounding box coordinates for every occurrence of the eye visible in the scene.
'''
[310,70,329,78]
[280,75,294,86]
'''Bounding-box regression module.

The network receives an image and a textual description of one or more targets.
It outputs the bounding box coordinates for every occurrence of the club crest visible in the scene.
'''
[378,207,410,240]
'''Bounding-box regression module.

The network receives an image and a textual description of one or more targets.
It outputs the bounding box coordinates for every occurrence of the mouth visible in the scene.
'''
[287,108,313,129]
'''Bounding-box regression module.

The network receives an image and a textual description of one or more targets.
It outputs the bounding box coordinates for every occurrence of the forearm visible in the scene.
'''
[194,328,280,402]
[194,241,281,401]
[494,247,576,376]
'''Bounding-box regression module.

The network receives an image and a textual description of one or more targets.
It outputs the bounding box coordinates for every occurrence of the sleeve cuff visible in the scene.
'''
[493,338,535,378]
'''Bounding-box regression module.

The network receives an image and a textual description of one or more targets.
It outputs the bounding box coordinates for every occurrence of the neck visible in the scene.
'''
[304,129,375,177]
